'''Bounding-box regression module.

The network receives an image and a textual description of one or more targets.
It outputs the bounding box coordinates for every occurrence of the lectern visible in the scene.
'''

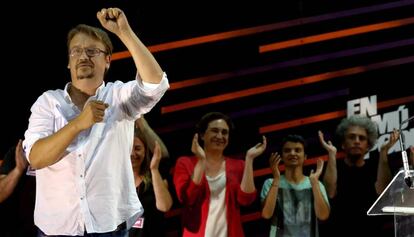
[367,169,414,236]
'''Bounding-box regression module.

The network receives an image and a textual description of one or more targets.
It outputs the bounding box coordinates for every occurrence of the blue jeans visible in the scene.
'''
[37,227,128,237]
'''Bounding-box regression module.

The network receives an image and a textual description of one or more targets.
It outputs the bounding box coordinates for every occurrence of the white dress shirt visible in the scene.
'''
[23,74,169,235]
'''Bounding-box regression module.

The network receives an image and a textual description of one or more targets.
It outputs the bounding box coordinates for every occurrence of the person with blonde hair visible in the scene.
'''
[129,117,172,237]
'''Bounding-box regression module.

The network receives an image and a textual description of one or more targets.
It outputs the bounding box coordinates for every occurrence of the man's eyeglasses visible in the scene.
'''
[69,47,108,58]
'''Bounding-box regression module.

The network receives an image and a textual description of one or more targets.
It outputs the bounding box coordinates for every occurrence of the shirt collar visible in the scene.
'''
[64,81,106,101]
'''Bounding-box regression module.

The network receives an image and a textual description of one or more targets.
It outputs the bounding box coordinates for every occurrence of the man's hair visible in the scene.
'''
[67,24,113,55]
[336,115,378,149]
[281,134,307,154]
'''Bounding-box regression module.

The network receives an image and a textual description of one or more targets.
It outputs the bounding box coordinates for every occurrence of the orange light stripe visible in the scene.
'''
[147,29,257,53]
[377,96,414,109]
[260,17,414,53]
[161,66,367,114]
[170,73,231,90]
[110,24,281,61]
[260,111,346,134]
[112,6,414,60]
[259,95,414,134]
[112,51,131,61]
[111,18,318,61]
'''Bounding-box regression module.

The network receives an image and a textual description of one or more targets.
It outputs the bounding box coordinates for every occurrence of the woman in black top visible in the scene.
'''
[129,117,173,237]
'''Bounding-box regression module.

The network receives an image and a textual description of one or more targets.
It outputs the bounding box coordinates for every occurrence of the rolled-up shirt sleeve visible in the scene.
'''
[23,93,55,163]
[115,72,169,120]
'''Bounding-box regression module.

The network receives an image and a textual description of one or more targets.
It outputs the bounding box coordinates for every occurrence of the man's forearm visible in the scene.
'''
[118,28,163,84]
[29,120,81,169]
[375,150,392,194]
[323,156,337,198]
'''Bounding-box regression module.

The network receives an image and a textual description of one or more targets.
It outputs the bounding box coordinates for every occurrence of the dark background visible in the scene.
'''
[1,1,413,236]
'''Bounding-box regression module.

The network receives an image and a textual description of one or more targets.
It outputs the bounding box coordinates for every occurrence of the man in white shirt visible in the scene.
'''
[23,7,169,236]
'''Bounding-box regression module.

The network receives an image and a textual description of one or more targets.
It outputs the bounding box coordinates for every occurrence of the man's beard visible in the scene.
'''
[77,71,94,80]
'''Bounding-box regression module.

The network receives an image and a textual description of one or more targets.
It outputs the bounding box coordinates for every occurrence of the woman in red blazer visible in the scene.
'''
[174,112,267,237]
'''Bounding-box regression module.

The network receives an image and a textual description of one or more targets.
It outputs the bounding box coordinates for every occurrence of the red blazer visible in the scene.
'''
[173,156,257,237]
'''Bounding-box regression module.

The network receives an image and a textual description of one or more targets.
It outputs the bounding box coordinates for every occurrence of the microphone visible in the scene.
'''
[398,115,414,188]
